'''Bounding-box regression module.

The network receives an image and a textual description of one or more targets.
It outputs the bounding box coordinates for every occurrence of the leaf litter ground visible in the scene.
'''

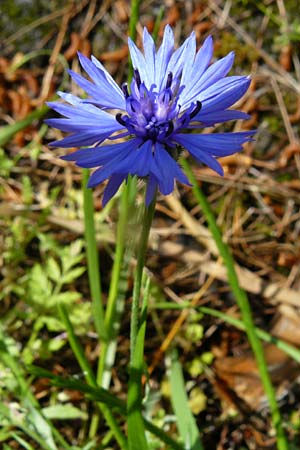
[1,1,300,449]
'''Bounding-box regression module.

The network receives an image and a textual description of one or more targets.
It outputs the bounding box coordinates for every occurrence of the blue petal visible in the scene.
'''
[77,52,126,109]
[182,76,248,109]
[149,152,173,195]
[142,27,156,84]
[47,96,116,118]
[175,131,255,166]
[87,139,148,187]
[68,70,100,97]
[47,101,94,119]
[150,143,190,195]
[157,144,191,186]
[189,110,251,127]
[45,117,121,134]
[102,174,126,206]
[128,37,149,87]
[177,131,255,154]
[62,138,141,167]
[163,31,196,86]
[200,78,251,113]
[68,70,122,110]
[155,25,175,90]
[199,75,248,98]
[127,140,153,177]
[180,50,235,107]
[91,55,126,103]
[88,166,115,187]
[45,118,83,132]
[49,131,113,148]
[197,51,235,90]
[109,140,152,177]
[181,35,213,94]
[174,134,225,175]
[87,156,129,187]
[46,96,123,147]
[57,91,81,105]
[77,52,109,87]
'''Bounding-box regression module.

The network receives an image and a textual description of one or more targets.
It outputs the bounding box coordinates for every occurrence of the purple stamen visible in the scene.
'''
[165,120,174,137]
[189,101,202,119]
[134,69,141,89]
[166,72,173,89]
[115,113,127,126]
[122,83,130,98]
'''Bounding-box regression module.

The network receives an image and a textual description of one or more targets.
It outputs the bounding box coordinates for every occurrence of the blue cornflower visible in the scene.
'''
[47,25,254,205]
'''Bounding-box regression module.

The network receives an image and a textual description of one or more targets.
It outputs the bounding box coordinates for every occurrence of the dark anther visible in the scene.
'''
[134,69,141,89]
[122,83,129,98]
[115,113,127,126]
[166,72,173,89]
[189,100,202,119]
[165,120,174,137]
[130,99,136,112]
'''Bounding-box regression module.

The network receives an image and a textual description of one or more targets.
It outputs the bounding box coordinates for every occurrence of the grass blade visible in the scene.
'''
[181,159,289,450]
[0,105,49,146]
[169,349,204,450]
[153,302,300,363]
[82,169,107,341]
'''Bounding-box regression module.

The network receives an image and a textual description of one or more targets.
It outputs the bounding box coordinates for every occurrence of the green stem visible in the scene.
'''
[88,179,137,439]
[82,169,107,341]
[127,0,144,361]
[130,196,156,360]
[58,304,96,387]
[152,6,164,41]
[128,0,140,42]
[128,0,141,80]
[97,181,133,384]
[128,276,152,450]
[181,159,288,450]
[89,181,135,438]
[83,167,107,439]
[127,196,156,450]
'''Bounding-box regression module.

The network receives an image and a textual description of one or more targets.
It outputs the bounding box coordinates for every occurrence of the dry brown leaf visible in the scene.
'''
[100,45,128,62]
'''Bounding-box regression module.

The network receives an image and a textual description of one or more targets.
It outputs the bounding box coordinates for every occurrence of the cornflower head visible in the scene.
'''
[47,25,255,205]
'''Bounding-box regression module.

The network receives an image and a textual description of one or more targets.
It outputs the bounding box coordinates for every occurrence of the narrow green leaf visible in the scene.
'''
[11,433,36,450]
[42,404,88,420]
[26,405,58,450]
[169,349,204,450]
[82,169,107,342]
[153,302,300,364]
[28,366,125,411]
[143,420,184,450]
[0,105,49,146]
[28,367,184,450]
